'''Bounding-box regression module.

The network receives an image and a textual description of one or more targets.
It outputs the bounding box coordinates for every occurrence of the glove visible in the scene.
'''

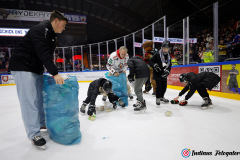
[170,100,179,104]
[179,101,188,106]
[87,105,96,116]
[145,83,152,92]
[118,98,125,107]
[128,75,135,83]
[113,102,117,109]
[162,69,170,78]
[153,63,161,72]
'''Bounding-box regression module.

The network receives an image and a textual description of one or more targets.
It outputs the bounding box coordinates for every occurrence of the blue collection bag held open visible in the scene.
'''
[43,75,81,145]
[105,72,128,106]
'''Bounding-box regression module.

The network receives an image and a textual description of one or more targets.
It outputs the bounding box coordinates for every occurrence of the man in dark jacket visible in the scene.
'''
[80,78,125,117]
[174,72,221,109]
[127,56,150,111]
[149,40,172,106]
[9,10,68,149]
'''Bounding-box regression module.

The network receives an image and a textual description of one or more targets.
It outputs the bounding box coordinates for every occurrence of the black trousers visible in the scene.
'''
[196,83,209,98]
[84,90,119,105]
[156,79,167,98]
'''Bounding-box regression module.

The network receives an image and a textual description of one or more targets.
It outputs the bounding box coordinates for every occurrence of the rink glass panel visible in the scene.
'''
[168,20,184,65]
[189,4,214,64]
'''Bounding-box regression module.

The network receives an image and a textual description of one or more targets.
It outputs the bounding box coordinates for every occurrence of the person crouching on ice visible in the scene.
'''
[80,78,125,117]
[127,56,150,112]
[173,72,221,109]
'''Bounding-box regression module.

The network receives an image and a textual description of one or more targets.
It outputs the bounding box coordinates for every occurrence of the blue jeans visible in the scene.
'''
[11,71,45,139]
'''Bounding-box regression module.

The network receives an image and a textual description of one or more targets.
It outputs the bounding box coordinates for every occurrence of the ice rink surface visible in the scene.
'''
[1,82,240,160]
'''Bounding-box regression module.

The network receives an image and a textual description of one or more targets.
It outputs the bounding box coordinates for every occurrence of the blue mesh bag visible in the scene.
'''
[105,72,128,106]
[43,75,81,145]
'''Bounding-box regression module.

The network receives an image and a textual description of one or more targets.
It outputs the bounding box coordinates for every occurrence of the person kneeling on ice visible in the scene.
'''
[127,56,150,112]
[80,78,125,117]
[173,72,221,109]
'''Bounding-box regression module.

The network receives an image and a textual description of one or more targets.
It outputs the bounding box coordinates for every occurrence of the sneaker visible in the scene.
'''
[40,126,47,132]
[134,100,146,111]
[133,100,141,108]
[160,97,169,103]
[80,102,88,114]
[156,98,160,105]
[31,135,46,149]
[102,96,107,101]
[201,97,209,109]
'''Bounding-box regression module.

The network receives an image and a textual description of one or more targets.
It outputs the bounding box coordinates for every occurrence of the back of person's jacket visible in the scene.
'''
[196,72,221,90]
[179,72,220,100]
[88,78,106,105]
[9,20,58,76]
[127,56,150,79]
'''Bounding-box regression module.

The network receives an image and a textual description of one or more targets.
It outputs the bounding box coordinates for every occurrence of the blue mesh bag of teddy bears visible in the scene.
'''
[43,75,81,145]
[105,72,128,106]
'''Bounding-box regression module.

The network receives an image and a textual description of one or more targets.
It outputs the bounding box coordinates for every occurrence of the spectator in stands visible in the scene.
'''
[233,30,240,57]
[0,50,6,59]
[197,46,203,63]
[218,39,227,62]
[189,49,196,63]
[66,62,72,71]
[0,60,4,69]
[200,41,205,49]
[5,60,9,70]
[171,51,178,66]
[203,44,214,63]
[226,36,234,58]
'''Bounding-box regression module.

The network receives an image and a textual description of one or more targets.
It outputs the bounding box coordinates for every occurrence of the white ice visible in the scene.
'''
[1,83,240,160]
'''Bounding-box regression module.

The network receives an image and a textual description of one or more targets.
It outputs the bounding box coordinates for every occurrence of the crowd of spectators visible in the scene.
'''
[0,48,9,73]
[1,18,240,71]
[169,18,240,65]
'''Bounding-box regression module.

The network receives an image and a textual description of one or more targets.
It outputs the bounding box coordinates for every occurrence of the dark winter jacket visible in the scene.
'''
[179,72,221,100]
[149,50,172,81]
[9,20,58,75]
[87,78,118,105]
[127,56,150,79]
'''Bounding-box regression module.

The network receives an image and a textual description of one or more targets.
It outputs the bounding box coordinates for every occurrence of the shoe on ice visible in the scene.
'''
[160,97,169,102]
[134,100,146,111]
[31,135,46,149]
[201,97,209,109]
[156,98,160,105]
[40,126,47,132]
[133,100,142,108]
[80,102,87,114]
